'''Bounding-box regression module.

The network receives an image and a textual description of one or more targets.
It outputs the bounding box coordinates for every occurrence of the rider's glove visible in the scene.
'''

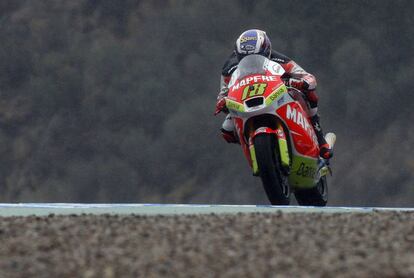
[214,97,228,115]
[214,87,229,115]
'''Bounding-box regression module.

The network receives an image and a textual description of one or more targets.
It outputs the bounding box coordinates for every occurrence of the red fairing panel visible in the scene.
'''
[276,102,319,158]
[234,117,253,167]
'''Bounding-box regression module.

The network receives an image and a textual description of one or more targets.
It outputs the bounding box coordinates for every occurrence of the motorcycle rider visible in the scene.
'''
[214,29,333,159]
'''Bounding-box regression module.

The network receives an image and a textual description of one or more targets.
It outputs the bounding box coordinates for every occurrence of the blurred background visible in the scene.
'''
[0,0,413,206]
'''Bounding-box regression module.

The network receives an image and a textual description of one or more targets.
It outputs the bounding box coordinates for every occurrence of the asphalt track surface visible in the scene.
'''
[1,204,414,277]
[2,203,414,216]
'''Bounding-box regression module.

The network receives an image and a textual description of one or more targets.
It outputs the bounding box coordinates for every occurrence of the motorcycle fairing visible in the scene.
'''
[230,92,322,187]
[275,101,321,188]
[233,117,253,168]
[226,78,286,115]
[226,55,325,190]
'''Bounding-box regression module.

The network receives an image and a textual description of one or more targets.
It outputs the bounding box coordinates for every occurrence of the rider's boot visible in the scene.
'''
[220,114,240,144]
[310,114,333,159]
[220,128,240,144]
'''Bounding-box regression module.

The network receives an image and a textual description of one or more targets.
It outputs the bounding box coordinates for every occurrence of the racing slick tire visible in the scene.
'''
[254,133,290,205]
[294,176,328,206]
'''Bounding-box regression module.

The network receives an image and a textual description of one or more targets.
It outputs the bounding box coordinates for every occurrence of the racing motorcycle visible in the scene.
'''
[225,54,336,206]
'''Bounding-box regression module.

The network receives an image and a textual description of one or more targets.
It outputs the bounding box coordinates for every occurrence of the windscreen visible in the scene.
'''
[228,54,285,88]
[236,54,267,79]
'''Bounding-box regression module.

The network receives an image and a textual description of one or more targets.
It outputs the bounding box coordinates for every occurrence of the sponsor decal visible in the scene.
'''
[286,105,318,144]
[268,93,278,102]
[277,95,286,106]
[286,105,313,134]
[272,64,281,73]
[272,58,286,63]
[226,99,244,112]
[240,36,257,43]
[267,85,286,103]
[265,60,285,76]
[242,44,256,51]
[232,75,276,90]
[296,162,316,178]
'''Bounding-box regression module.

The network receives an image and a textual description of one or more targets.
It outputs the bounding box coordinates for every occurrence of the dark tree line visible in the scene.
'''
[0,0,413,206]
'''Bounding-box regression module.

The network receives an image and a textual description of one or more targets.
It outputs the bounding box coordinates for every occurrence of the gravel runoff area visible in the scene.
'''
[0,211,414,277]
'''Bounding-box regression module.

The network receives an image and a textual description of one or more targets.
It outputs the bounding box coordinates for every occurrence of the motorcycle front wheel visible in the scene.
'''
[254,133,290,205]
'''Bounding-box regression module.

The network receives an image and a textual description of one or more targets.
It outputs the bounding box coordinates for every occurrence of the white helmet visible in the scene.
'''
[235,29,272,61]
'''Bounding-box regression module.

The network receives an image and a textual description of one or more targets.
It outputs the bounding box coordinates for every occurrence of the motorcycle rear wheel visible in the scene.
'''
[294,176,328,207]
[254,133,290,205]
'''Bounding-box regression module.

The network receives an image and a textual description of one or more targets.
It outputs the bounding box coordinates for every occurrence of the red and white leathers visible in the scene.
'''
[216,50,333,159]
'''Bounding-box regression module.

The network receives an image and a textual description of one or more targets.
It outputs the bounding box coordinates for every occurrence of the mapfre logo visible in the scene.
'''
[286,105,311,132]
[286,105,317,144]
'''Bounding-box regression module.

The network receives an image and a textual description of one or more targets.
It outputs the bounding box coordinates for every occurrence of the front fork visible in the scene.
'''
[248,122,290,176]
